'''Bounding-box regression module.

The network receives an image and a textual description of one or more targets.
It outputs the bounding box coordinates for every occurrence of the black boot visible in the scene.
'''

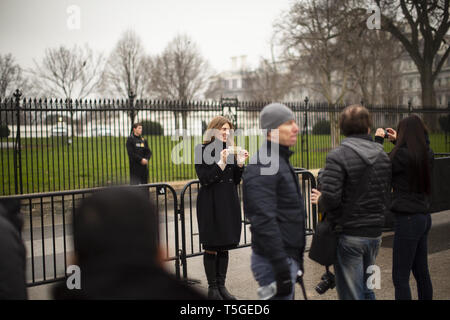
[203,252,223,300]
[216,251,237,300]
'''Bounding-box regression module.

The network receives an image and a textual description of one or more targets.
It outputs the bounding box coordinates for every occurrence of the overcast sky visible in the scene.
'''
[0,0,294,73]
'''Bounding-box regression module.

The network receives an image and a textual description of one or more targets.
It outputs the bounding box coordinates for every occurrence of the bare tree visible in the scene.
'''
[149,34,212,130]
[100,30,152,127]
[345,24,404,105]
[375,0,450,109]
[0,53,33,99]
[101,30,150,99]
[243,41,296,101]
[31,44,104,99]
[275,0,361,147]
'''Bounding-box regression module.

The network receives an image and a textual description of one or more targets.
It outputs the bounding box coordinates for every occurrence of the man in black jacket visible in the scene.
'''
[126,123,152,185]
[311,105,391,300]
[243,103,305,300]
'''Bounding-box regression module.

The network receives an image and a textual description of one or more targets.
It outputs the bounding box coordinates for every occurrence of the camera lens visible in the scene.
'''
[315,271,336,295]
[315,281,328,294]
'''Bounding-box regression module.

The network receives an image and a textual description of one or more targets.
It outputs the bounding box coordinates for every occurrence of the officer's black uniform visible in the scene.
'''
[126,134,152,185]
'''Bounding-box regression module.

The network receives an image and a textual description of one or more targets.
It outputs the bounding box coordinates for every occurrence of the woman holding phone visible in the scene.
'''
[194,116,248,300]
[375,115,434,300]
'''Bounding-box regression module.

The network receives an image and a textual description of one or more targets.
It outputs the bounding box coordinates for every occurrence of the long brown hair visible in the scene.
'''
[390,115,431,194]
[203,116,234,145]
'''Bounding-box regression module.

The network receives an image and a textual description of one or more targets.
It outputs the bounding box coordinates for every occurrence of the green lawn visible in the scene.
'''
[1,133,449,195]
[1,136,198,195]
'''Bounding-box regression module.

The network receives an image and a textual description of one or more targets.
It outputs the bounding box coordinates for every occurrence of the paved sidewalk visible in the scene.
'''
[28,209,450,300]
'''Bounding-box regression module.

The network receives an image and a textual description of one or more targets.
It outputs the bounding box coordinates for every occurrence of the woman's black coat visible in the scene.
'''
[194,140,243,248]
[375,135,434,214]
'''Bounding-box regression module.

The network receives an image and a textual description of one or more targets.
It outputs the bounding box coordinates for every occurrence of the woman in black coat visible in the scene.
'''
[195,116,248,300]
[376,114,434,300]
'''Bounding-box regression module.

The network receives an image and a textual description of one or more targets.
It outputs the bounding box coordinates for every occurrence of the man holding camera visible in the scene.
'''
[311,105,391,300]
[243,103,306,300]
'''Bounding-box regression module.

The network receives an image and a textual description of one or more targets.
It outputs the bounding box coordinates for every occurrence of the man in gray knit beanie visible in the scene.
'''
[243,102,304,300]
[260,103,295,131]
[260,103,298,147]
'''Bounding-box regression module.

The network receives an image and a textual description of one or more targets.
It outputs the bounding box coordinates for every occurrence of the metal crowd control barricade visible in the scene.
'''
[177,180,252,284]
[0,183,179,287]
[177,169,318,282]
[294,168,318,237]
[0,170,317,287]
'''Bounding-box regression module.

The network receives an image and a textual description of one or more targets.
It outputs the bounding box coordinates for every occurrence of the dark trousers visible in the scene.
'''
[130,167,148,185]
[130,174,147,185]
[392,213,433,300]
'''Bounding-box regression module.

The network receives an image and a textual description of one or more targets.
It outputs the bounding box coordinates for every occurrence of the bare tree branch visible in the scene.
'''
[31,44,104,99]
[376,0,450,107]
[148,34,212,129]
[100,29,150,99]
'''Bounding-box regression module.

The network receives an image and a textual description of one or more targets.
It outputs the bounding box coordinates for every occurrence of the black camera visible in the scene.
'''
[384,129,389,139]
[315,268,335,294]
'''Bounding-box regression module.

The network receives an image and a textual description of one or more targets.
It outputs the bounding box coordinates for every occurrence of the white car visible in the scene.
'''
[92,127,112,136]
[51,124,68,136]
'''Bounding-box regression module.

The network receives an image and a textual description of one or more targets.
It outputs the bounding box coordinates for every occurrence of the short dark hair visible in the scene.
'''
[73,187,159,267]
[132,123,143,130]
[339,105,372,136]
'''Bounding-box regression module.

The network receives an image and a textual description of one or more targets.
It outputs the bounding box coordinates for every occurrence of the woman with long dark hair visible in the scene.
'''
[375,114,434,300]
[194,116,248,300]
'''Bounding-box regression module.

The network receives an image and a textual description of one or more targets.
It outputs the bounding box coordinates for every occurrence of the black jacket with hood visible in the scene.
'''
[318,134,392,237]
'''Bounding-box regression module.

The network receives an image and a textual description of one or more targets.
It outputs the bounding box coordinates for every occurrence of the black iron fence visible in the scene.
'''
[6,183,179,287]
[0,170,317,287]
[1,90,450,196]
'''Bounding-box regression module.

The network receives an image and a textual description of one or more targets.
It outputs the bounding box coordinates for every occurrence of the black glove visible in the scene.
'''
[272,258,293,297]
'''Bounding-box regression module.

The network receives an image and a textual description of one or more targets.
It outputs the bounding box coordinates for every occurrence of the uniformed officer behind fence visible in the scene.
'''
[126,123,152,185]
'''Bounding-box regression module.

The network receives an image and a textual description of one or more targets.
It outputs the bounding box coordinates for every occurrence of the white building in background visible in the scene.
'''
[206,56,334,103]
[205,56,251,101]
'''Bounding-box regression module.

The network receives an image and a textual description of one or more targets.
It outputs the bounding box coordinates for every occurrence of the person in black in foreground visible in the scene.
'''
[53,187,205,299]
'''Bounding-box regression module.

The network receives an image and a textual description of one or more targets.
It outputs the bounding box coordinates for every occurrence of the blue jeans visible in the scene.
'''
[251,251,299,300]
[334,235,382,300]
[392,213,433,300]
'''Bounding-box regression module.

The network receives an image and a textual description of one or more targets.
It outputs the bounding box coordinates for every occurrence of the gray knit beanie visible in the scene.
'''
[260,103,295,130]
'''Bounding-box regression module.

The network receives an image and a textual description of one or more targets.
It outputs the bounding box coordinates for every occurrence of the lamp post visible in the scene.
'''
[304,96,309,170]
[13,89,23,194]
